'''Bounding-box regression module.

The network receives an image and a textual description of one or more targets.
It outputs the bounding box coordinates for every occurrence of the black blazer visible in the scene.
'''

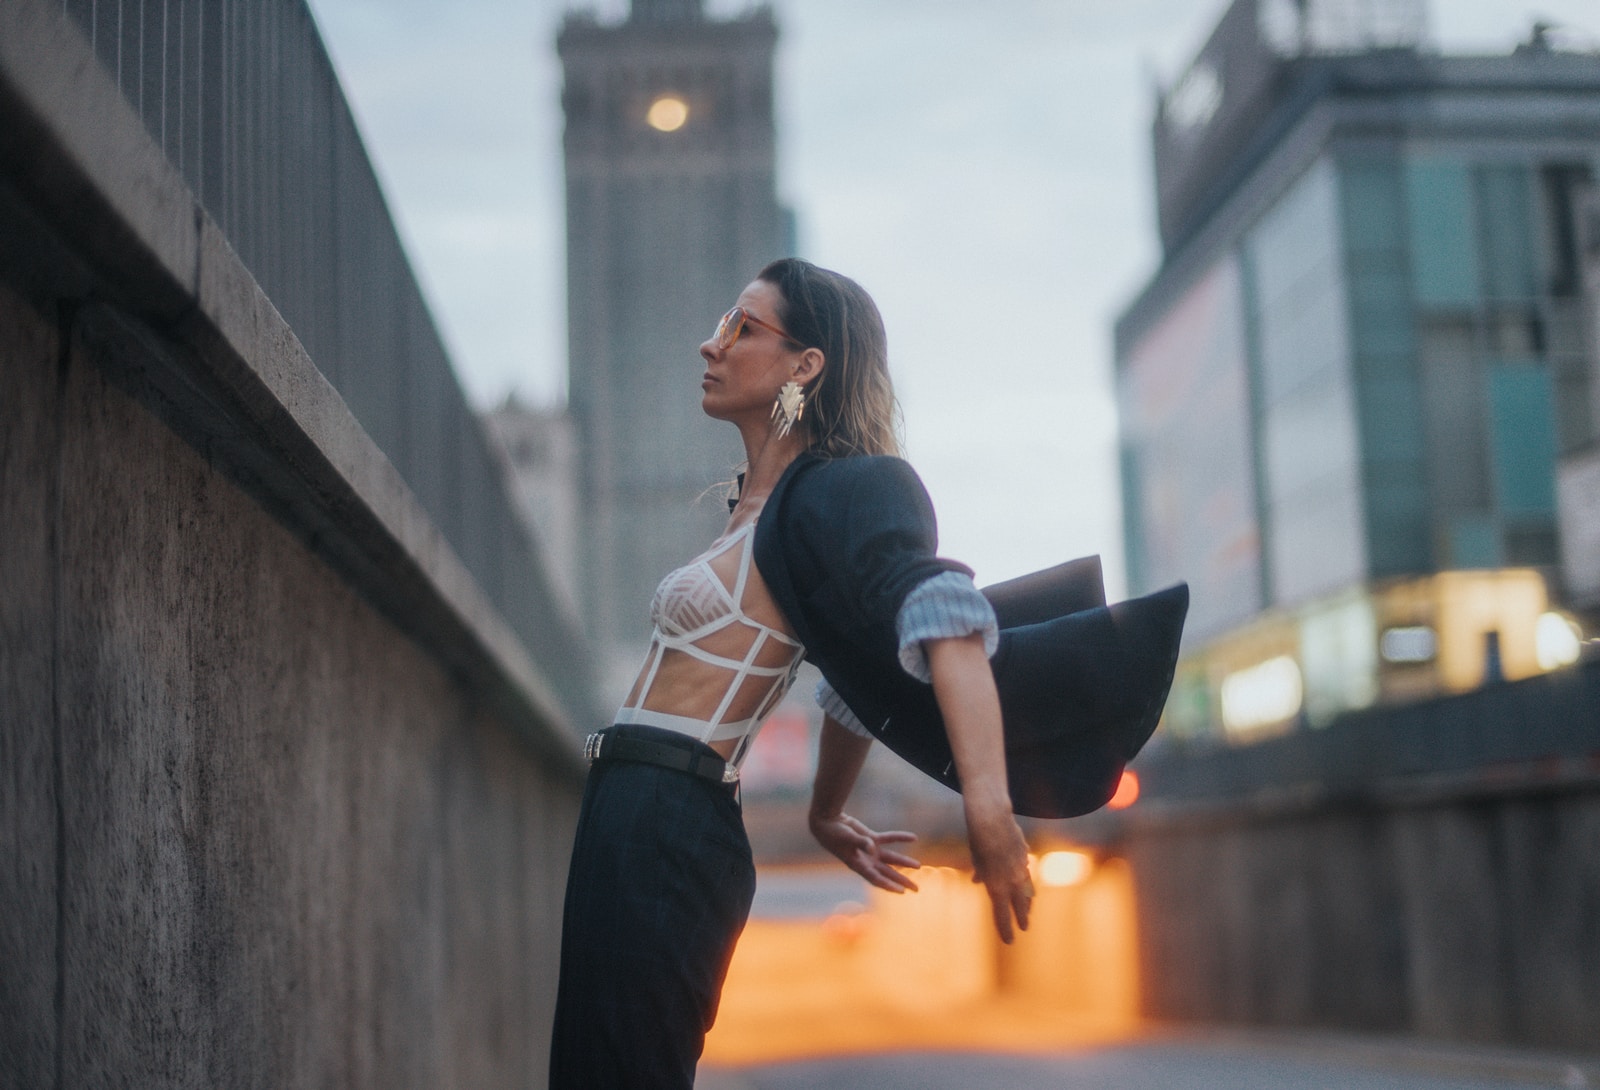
[753,453,1189,819]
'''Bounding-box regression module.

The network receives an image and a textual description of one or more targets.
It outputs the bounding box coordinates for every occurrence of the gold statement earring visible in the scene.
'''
[771,381,805,438]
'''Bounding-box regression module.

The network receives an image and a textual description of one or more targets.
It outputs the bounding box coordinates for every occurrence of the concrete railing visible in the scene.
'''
[1,1,590,1085]
[1135,658,1600,804]
[1100,662,1600,1052]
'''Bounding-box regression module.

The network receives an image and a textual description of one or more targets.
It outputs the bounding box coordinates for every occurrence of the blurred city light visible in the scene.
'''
[1106,769,1141,810]
[1165,567,1577,742]
[1039,850,1093,888]
[1432,570,1549,689]
[703,861,1140,1066]
[1536,611,1583,670]
[1380,625,1438,663]
[1220,654,1304,736]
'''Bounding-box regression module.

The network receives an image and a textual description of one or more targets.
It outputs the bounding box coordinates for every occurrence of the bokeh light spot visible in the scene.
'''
[1107,769,1140,810]
[1040,850,1093,888]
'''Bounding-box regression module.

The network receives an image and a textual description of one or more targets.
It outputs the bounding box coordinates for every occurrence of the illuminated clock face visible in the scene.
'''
[646,95,689,132]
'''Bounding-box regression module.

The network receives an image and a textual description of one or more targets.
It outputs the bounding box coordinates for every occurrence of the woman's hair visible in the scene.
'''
[758,257,902,458]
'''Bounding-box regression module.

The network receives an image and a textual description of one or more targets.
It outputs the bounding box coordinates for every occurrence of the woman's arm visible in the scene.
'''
[809,717,921,893]
[925,632,1033,943]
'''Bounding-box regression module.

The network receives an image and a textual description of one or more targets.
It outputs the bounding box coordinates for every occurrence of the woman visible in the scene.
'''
[549,258,1185,1088]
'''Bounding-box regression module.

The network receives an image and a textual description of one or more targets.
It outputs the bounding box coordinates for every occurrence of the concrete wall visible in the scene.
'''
[1115,668,1600,1052]
[1,286,580,1086]
[1128,786,1600,1050]
[1,2,587,1085]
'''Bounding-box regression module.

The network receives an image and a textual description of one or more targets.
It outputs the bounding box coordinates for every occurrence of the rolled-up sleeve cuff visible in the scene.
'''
[895,571,999,682]
[815,679,873,739]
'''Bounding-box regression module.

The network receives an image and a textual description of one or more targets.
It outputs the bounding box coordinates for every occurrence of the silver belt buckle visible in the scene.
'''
[583,731,604,763]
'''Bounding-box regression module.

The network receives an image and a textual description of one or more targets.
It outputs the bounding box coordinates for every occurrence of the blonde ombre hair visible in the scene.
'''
[758,258,902,459]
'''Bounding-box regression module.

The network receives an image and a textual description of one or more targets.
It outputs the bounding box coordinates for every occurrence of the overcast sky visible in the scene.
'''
[306,0,1600,595]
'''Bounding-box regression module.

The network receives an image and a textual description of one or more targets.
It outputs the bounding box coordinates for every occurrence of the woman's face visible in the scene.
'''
[699,279,804,425]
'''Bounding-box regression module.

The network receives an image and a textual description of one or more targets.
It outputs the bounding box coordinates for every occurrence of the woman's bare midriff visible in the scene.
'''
[621,514,799,760]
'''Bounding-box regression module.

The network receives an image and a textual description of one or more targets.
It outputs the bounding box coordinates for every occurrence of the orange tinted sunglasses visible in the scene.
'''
[713,306,804,350]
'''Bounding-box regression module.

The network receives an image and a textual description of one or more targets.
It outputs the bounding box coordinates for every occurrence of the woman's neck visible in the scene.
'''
[734,421,810,511]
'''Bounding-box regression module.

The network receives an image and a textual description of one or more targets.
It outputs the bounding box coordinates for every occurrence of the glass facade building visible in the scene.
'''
[1116,0,1600,742]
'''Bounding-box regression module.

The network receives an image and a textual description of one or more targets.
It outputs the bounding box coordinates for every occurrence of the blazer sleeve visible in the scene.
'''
[806,456,971,644]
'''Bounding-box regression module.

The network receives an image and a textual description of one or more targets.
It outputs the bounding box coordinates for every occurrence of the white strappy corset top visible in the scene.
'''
[616,521,805,768]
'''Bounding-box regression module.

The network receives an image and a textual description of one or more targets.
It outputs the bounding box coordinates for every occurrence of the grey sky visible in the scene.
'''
[307,0,1600,593]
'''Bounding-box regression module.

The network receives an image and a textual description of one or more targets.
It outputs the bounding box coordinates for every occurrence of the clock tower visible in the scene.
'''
[558,0,788,679]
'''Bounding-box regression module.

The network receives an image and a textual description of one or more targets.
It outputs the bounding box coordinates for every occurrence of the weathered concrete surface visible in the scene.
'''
[1125,785,1600,1052]
[0,256,63,1085]
[1,278,580,1086]
[0,2,590,1085]
[1109,663,1600,1053]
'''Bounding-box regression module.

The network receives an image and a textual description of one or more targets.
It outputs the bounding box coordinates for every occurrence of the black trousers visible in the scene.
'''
[548,725,757,1090]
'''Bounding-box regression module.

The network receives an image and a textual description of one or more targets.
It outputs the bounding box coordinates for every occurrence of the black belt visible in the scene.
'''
[584,725,738,785]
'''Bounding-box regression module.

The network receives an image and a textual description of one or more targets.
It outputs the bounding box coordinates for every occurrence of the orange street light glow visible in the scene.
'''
[1107,769,1140,809]
[702,862,1142,1067]
[1039,850,1093,888]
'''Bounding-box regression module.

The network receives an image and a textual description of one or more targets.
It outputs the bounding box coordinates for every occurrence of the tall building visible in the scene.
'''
[1114,0,1600,743]
[558,0,789,684]
[483,397,581,621]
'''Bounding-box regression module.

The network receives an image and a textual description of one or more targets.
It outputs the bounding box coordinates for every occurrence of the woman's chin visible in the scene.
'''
[700,393,740,423]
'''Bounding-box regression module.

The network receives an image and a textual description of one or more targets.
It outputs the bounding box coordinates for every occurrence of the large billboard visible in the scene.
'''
[1120,257,1263,640]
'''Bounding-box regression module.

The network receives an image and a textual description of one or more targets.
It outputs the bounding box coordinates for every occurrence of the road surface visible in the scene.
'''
[698,1030,1598,1090]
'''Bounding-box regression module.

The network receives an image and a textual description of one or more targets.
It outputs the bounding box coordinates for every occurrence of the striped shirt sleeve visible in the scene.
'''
[894,570,999,682]
[812,571,998,731]
[814,678,873,738]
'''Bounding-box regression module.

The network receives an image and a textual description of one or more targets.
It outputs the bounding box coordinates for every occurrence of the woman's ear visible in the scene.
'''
[794,346,825,387]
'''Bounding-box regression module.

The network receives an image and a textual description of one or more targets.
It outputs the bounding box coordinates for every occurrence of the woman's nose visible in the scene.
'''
[699,338,717,361]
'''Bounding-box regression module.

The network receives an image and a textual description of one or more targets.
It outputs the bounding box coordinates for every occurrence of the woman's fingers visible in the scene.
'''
[975,867,1032,944]
[989,894,1015,945]
[963,806,1033,943]
[873,829,917,845]
[850,847,914,891]
[862,863,918,893]
[1012,874,1034,933]
[870,864,921,889]
[819,813,925,894]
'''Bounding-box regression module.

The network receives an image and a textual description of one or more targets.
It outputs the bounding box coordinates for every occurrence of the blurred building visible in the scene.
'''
[1114,0,1600,744]
[1557,185,1600,613]
[558,0,792,692]
[483,397,581,620]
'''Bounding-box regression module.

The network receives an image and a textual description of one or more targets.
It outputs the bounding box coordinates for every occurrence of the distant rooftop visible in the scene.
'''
[629,0,703,24]
[1151,0,1600,257]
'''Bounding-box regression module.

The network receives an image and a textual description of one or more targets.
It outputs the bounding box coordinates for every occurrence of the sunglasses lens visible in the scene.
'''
[715,307,745,349]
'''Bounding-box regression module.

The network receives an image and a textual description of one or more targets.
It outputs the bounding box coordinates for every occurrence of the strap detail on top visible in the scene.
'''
[618,522,805,758]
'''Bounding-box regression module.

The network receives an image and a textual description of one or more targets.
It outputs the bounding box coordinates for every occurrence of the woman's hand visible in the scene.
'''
[811,716,922,891]
[809,811,922,893]
[963,795,1033,943]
